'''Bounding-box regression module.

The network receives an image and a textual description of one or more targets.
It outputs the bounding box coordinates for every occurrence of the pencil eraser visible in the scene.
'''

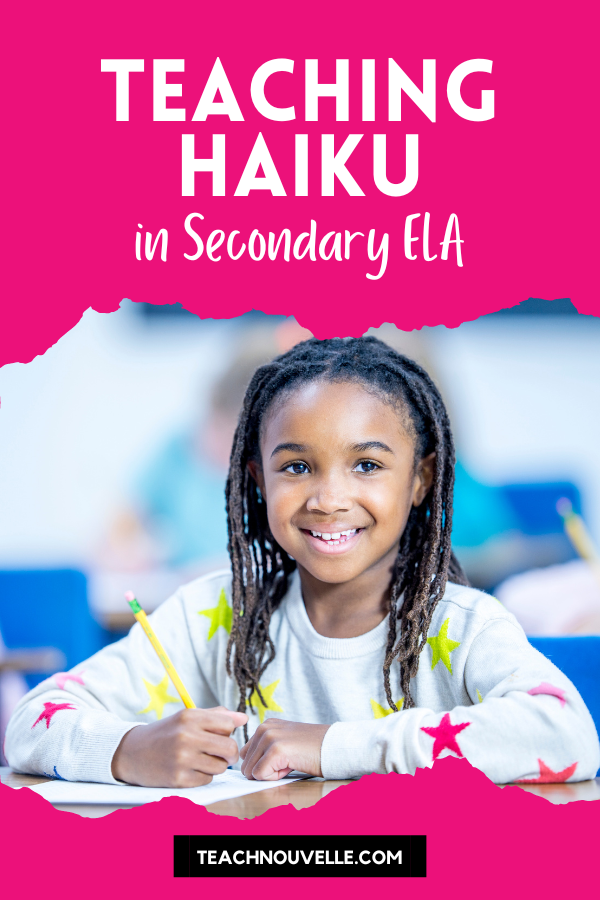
[556,498,573,518]
[124,590,135,602]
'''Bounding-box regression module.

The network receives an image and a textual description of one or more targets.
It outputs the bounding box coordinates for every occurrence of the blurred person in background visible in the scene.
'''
[92,320,312,623]
[496,558,600,636]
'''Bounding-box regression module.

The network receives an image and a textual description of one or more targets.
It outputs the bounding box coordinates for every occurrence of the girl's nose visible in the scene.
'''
[306,474,352,515]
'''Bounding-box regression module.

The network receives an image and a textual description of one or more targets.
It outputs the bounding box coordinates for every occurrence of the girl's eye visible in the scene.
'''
[354,460,380,474]
[283,461,310,475]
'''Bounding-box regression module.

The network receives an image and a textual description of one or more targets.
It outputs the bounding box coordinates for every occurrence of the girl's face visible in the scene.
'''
[249,380,435,587]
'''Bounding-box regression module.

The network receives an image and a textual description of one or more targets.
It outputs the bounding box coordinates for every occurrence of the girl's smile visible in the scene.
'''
[301,526,364,554]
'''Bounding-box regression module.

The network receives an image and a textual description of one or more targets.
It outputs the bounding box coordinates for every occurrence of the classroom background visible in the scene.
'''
[1,300,600,762]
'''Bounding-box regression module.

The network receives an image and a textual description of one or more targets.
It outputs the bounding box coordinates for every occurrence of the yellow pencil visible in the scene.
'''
[557,499,600,562]
[125,591,196,709]
[556,499,600,591]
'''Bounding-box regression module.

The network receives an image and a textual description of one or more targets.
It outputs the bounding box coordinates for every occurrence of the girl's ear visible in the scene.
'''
[412,452,436,507]
[247,460,266,498]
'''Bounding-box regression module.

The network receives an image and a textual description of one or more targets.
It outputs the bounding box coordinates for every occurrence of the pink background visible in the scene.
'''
[2,757,599,897]
[2,2,599,896]
[2,0,599,368]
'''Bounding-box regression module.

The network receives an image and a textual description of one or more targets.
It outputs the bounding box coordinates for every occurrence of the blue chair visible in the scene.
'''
[501,482,581,536]
[0,569,110,689]
[528,636,600,776]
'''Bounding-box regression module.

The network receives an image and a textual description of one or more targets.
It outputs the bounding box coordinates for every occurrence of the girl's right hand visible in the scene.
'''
[111,706,248,787]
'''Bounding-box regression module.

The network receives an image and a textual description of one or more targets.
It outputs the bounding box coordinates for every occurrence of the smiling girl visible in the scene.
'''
[6,337,599,785]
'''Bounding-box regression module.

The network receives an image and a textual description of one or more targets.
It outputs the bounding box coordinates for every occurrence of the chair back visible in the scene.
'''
[0,569,107,688]
[528,636,600,776]
[501,482,581,536]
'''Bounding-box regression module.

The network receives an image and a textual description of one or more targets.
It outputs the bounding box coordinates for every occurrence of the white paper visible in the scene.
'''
[28,768,304,806]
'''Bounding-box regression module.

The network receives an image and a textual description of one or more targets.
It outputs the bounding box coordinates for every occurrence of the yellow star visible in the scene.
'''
[370,698,404,718]
[247,680,283,723]
[476,688,483,703]
[138,675,179,720]
[427,617,461,674]
[198,588,233,640]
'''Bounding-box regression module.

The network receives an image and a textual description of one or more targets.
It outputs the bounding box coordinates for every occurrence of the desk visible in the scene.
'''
[0,768,353,818]
[1,768,599,818]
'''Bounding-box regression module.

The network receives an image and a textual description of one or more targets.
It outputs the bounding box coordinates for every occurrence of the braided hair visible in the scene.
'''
[225,336,468,733]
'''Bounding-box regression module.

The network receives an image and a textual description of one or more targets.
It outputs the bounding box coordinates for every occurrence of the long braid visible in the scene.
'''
[225,337,468,735]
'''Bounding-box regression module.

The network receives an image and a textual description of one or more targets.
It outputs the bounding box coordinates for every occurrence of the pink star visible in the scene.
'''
[517,758,578,784]
[54,671,85,690]
[421,712,470,760]
[527,682,566,707]
[32,702,76,729]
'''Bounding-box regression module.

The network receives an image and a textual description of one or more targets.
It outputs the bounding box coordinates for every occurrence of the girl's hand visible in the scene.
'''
[111,706,248,787]
[240,719,330,780]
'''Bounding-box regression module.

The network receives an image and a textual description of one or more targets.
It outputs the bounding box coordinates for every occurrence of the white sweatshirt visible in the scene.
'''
[5,569,599,784]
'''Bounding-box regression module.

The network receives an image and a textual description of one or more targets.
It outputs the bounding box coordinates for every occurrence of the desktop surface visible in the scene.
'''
[1,767,598,818]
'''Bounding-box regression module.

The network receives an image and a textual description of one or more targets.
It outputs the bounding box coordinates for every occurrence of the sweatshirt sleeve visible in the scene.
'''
[4,589,221,784]
[321,618,600,783]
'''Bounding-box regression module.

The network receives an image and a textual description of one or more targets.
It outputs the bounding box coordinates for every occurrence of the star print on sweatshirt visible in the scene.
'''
[138,676,180,720]
[4,569,600,785]
[31,702,76,729]
[517,759,579,784]
[427,618,460,673]
[248,680,284,723]
[421,712,470,759]
[198,588,233,639]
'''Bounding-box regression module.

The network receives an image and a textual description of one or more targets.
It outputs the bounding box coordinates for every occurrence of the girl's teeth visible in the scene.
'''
[309,528,359,544]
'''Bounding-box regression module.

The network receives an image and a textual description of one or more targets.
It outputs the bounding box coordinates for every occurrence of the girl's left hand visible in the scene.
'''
[240,719,330,780]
